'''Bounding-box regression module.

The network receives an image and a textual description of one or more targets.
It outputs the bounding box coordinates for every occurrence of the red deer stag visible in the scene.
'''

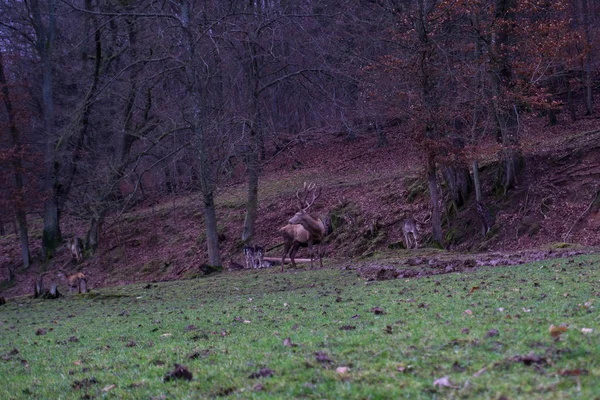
[281,183,325,271]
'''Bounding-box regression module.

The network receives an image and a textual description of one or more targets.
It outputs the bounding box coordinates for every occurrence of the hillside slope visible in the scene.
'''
[1,120,599,298]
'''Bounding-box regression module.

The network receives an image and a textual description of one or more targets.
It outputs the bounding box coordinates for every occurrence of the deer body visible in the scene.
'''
[69,237,84,263]
[280,224,311,271]
[402,216,418,249]
[280,182,326,271]
[57,271,88,293]
[254,245,265,268]
[288,212,325,269]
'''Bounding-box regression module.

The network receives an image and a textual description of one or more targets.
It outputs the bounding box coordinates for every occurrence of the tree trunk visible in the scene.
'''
[31,0,62,260]
[7,264,15,283]
[17,212,31,268]
[195,116,222,266]
[580,0,593,115]
[567,78,577,122]
[472,160,482,202]
[85,216,100,253]
[0,50,31,268]
[427,155,443,245]
[492,0,521,194]
[242,143,259,244]
[441,165,472,208]
[203,191,221,267]
[242,44,261,244]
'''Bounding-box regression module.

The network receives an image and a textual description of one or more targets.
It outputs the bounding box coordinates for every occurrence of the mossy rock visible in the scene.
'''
[550,242,574,249]
[388,241,407,250]
[199,264,223,276]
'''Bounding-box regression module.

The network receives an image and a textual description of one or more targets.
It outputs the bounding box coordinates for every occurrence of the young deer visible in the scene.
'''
[284,182,325,270]
[69,237,84,263]
[243,245,266,269]
[402,216,419,249]
[57,271,88,294]
[243,246,255,269]
[254,245,265,268]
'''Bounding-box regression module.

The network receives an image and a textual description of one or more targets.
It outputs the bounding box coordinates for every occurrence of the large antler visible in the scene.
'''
[296,182,321,211]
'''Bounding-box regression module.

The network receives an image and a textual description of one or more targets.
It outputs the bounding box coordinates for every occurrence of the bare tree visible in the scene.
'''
[0,50,31,268]
[30,0,63,259]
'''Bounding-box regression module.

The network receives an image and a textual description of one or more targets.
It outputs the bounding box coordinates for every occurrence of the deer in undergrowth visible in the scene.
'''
[281,182,326,271]
[402,216,419,249]
[69,237,84,263]
[57,270,88,294]
[243,244,266,268]
[243,245,255,269]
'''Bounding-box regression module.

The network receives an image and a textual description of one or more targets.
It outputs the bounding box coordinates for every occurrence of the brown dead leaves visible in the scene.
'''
[509,352,547,366]
[370,307,385,315]
[248,368,275,379]
[315,351,334,364]
[549,323,568,339]
[468,286,480,295]
[163,364,193,382]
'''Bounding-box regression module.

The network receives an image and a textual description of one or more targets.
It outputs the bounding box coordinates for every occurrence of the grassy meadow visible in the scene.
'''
[1,254,600,399]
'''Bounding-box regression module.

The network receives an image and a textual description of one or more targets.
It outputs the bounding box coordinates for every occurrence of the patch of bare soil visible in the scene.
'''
[353,247,596,281]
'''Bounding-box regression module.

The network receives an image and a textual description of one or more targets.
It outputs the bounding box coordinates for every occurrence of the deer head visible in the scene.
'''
[289,182,322,228]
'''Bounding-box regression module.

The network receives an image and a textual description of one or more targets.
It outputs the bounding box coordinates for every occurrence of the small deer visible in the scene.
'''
[254,245,265,268]
[243,246,255,269]
[402,216,419,249]
[57,271,88,294]
[69,237,84,263]
[283,182,326,271]
[243,245,266,269]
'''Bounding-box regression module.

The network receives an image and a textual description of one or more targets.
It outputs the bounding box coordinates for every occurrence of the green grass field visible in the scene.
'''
[1,254,599,399]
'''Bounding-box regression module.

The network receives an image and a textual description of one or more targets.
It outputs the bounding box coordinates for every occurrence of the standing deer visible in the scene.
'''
[254,245,265,268]
[243,245,265,268]
[402,216,419,249]
[243,246,255,269]
[69,237,84,263]
[57,271,88,294]
[282,183,325,271]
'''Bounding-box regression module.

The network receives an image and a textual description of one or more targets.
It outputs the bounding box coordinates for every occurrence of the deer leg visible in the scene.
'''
[318,243,323,269]
[290,242,300,269]
[281,242,292,272]
[308,239,317,269]
[413,233,418,249]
